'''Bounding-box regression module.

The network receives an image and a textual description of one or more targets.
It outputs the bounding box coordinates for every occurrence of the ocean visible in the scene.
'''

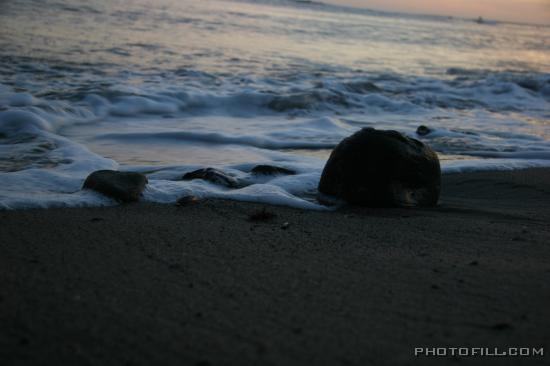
[1,0,549,209]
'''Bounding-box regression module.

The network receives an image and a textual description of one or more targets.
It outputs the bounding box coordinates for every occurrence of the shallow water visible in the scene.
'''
[1,0,549,209]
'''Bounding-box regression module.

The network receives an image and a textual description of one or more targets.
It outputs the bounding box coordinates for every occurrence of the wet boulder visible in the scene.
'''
[83,170,148,202]
[251,165,296,176]
[318,128,440,207]
[182,167,241,188]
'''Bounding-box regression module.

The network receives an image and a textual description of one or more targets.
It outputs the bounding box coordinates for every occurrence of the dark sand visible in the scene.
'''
[1,169,549,365]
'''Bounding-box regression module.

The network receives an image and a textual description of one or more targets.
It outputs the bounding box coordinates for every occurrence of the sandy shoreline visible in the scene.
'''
[1,169,549,365]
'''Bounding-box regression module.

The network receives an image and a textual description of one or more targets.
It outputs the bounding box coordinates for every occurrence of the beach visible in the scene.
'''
[2,168,549,365]
[1,0,549,364]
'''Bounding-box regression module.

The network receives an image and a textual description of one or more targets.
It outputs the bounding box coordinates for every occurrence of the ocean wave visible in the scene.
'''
[95,130,337,150]
[0,112,117,209]
[114,70,550,114]
[2,53,549,117]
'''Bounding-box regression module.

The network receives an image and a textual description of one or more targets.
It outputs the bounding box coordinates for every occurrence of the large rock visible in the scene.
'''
[318,128,440,207]
[83,170,148,202]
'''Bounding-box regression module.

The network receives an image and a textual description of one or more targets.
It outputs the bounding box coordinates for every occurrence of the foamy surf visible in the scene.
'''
[1,0,549,209]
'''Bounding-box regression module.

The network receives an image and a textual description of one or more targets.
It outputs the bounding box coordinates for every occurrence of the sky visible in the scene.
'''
[322,0,550,24]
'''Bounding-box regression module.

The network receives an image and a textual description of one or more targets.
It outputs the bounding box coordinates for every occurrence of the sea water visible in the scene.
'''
[1,0,549,209]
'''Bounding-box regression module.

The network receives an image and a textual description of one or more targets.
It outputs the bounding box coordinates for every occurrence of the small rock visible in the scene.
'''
[176,195,200,206]
[416,125,433,136]
[281,222,290,229]
[469,260,478,266]
[490,323,513,331]
[251,164,296,176]
[83,170,148,202]
[182,168,240,188]
[517,79,539,92]
[248,208,276,222]
[345,81,381,94]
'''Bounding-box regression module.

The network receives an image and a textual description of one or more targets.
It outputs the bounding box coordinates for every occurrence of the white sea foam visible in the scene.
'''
[441,159,550,173]
[0,110,118,209]
[144,177,325,210]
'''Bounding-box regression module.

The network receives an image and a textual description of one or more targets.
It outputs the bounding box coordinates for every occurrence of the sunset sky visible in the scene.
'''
[322,0,550,24]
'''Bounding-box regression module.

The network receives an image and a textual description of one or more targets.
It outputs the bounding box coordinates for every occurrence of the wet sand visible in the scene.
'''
[1,169,549,365]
